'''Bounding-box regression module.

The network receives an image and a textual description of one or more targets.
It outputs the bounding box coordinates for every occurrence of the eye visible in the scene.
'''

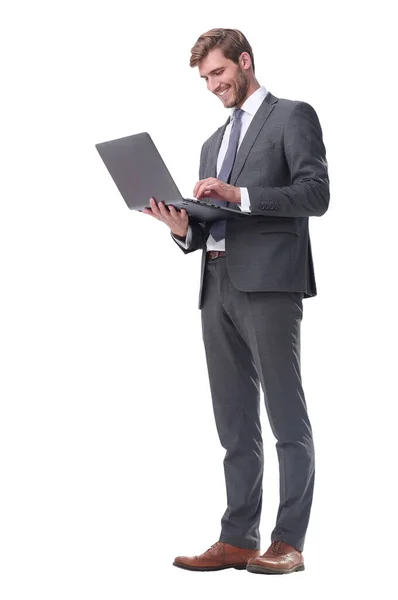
[204,70,224,82]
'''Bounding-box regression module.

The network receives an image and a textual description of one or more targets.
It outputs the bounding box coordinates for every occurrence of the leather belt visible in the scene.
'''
[207,250,226,259]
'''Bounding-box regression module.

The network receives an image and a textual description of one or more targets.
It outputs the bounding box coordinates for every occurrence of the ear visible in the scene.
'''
[239,52,252,71]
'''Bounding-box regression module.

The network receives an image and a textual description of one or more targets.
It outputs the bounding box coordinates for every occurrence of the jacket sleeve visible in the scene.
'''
[170,222,206,253]
[248,102,330,218]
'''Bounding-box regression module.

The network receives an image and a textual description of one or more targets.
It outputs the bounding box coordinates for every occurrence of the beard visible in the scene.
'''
[224,67,250,108]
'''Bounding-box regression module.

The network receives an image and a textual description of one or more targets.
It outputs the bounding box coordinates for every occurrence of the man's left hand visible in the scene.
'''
[193,178,241,204]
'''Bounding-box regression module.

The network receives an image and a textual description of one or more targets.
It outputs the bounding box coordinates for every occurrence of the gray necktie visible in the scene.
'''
[209,108,244,242]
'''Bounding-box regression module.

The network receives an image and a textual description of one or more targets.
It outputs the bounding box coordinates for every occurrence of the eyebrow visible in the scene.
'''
[200,67,224,79]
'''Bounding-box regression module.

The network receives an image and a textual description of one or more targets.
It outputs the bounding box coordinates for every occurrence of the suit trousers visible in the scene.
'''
[200,255,315,552]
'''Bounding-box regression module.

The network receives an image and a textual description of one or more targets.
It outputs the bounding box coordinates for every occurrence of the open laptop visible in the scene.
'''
[95,132,249,223]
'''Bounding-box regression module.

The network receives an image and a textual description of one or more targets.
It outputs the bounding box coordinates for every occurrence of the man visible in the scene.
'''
[143,28,329,575]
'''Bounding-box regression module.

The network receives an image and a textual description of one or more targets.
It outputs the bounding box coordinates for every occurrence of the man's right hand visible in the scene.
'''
[142,198,189,237]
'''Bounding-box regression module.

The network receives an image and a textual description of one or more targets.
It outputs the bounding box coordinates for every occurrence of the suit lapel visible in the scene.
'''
[202,92,279,198]
[206,118,231,178]
[205,117,231,177]
[229,92,278,185]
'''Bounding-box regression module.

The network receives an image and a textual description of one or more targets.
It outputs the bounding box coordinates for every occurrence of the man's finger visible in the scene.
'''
[193,178,211,197]
[159,202,173,220]
[150,199,162,216]
[195,183,205,198]
[198,182,214,198]
[193,181,201,196]
[169,205,180,217]
[194,181,204,196]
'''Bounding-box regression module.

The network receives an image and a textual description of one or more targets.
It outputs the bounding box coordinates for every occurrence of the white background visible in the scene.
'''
[1,1,397,598]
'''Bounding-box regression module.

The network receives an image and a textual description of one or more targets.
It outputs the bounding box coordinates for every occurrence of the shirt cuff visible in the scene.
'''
[237,188,251,212]
[172,225,192,248]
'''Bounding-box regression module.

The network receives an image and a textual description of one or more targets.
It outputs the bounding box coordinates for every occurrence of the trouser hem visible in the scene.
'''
[271,533,305,553]
[219,533,260,551]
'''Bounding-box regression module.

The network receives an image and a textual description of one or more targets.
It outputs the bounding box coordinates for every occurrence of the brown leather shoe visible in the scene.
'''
[173,541,261,571]
[246,540,305,575]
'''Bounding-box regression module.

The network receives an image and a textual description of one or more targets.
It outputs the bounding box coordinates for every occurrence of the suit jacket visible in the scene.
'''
[172,91,330,309]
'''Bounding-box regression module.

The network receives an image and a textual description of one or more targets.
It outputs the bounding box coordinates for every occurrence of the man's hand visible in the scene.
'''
[193,178,241,204]
[142,198,189,237]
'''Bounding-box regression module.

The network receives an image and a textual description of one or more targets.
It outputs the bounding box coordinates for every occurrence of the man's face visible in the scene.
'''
[199,48,250,109]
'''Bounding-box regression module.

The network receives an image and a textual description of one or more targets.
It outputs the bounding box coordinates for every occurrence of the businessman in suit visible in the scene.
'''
[143,28,329,574]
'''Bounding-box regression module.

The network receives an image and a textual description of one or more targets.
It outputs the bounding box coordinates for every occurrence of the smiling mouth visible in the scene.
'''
[217,86,230,98]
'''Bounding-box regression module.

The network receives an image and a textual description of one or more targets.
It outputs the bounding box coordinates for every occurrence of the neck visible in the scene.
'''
[236,80,261,108]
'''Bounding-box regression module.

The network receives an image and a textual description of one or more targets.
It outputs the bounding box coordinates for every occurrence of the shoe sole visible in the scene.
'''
[246,564,305,575]
[173,561,247,571]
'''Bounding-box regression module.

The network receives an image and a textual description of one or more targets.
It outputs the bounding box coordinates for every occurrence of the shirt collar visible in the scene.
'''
[231,85,269,118]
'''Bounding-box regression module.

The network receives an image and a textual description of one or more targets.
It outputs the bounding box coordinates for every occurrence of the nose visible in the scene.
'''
[208,80,219,94]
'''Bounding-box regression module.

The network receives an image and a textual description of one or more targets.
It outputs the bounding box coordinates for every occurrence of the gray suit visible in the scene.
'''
[172,91,329,552]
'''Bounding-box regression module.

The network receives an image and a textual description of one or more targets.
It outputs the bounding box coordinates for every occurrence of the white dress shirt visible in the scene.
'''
[173,85,269,250]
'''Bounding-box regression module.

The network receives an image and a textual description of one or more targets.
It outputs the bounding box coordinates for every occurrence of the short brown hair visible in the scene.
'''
[190,28,255,73]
